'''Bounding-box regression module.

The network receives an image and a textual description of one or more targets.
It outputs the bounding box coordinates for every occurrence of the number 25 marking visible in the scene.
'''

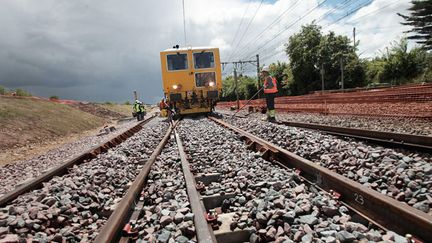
[354,193,364,205]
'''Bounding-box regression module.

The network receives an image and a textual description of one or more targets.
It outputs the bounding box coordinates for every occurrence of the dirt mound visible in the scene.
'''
[69,103,126,119]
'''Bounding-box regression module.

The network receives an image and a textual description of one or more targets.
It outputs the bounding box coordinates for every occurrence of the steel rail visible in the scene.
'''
[276,121,432,152]
[208,116,432,242]
[0,115,157,207]
[218,111,432,152]
[94,120,178,243]
[174,129,217,243]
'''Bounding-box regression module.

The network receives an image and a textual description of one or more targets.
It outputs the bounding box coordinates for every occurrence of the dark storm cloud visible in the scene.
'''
[0,0,185,103]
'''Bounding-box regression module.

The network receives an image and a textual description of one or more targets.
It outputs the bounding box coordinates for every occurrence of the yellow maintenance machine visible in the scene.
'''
[160,46,222,116]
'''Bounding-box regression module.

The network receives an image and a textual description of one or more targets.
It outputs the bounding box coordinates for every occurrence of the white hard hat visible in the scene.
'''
[262,66,270,72]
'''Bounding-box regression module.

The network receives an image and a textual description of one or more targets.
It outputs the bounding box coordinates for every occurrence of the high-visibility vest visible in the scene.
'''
[133,103,141,112]
[264,76,278,94]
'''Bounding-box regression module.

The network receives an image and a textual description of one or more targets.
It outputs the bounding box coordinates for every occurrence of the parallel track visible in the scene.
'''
[276,120,432,152]
[222,111,432,152]
[208,116,432,242]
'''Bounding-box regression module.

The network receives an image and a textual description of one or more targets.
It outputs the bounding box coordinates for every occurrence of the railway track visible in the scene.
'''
[97,117,430,242]
[0,115,431,242]
[220,111,432,152]
[219,113,432,211]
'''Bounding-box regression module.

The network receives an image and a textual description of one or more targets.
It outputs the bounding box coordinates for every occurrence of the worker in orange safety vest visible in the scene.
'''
[261,66,278,122]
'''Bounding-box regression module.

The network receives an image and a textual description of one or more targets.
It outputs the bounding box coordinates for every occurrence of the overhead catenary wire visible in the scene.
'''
[230,0,301,60]
[233,0,356,64]
[226,0,408,79]
[245,0,380,63]
[228,0,264,62]
[345,0,404,24]
[226,0,253,62]
[238,0,330,61]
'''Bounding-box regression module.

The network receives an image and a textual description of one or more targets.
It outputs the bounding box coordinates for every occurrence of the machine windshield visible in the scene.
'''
[195,72,216,87]
[167,53,188,70]
[193,51,214,69]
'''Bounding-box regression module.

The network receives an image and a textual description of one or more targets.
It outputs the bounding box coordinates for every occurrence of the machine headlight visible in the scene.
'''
[208,81,215,87]
[172,84,179,90]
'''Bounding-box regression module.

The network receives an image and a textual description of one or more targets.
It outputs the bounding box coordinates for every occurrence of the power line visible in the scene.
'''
[247,0,367,62]
[323,0,374,28]
[230,0,300,60]
[246,0,356,61]
[238,0,330,61]
[228,0,264,62]
[346,0,404,24]
[315,0,354,24]
[260,0,404,64]
[226,0,253,62]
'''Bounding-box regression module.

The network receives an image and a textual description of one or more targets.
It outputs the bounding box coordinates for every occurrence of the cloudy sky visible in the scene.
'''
[0,0,413,103]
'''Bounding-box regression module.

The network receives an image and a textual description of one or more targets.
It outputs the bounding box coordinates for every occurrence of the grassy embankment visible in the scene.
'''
[0,96,105,150]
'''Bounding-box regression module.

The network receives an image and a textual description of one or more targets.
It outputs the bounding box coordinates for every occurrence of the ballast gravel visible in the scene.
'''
[178,118,407,243]
[134,138,196,243]
[0,118,168,242]
[222,115,432,215]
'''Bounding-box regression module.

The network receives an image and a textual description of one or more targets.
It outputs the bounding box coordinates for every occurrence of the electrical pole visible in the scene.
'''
[221,57,260,107]
[353,27,356,48]
[256,54,260,98]
[321,63,325,94]
[234,67,240,109]
[133,90,138,101]
[340,57,344,91]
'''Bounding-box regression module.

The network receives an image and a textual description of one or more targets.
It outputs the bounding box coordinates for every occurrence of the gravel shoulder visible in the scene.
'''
[0,116,151,197]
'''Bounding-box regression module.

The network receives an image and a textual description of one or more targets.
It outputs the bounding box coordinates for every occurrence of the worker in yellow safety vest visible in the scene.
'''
[261,66,278,122]
[133,100,145,121]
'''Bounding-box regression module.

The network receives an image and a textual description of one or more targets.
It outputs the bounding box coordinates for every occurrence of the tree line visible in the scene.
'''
[221,0,431,101]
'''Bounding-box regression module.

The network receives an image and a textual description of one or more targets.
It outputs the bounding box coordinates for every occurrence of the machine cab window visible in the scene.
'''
[167,53,188,71]
[193,51,214,69]
[195,72,216,87]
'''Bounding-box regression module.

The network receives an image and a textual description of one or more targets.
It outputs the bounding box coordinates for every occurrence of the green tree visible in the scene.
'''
[50,95,59,100]
[285,23,365,94]
[380,38,427,84]
[269,62,292,95]
[0,85,5,95]
[285,23,322,94]
[221,75,259,101]
[124,101,131,105]
[398,0,432,50]
[365,58,386,84]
